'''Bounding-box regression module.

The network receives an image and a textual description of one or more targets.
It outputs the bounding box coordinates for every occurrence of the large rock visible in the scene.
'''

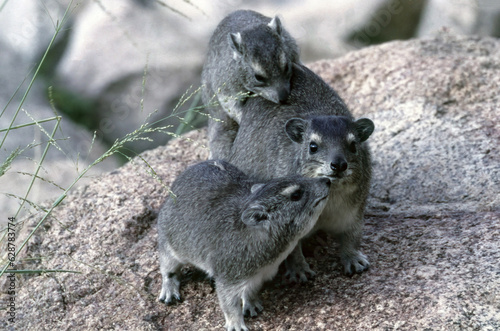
[3,34,499,330]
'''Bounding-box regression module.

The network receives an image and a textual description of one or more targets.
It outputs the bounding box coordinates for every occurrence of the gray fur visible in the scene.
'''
[157,160,330,331]
[201,10,300,160]
[225,64,375,280]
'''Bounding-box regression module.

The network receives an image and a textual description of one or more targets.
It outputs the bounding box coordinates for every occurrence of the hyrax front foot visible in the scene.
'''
[218,284,249,331]
[225,323,248,331]
[284,245,315,283]
[341,250,370,276]
[223,311,248,331]
[158,274,182,305]
[284,260,316,283]
[243,297,263,318]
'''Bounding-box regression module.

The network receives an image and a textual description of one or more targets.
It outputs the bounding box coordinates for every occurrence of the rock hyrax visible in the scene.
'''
[226,64,375,280]
[157,160,330,330]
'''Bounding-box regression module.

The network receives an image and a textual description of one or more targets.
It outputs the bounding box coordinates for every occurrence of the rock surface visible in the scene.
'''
[3,34,499,330]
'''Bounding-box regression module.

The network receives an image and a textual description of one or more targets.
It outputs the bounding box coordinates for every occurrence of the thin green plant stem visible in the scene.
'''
[15,171,66,191]
[2,193,48,213]
[140,53,149,113]
[118,146,171,193]
[149,100,207,129]
[172,85,202,114]
[0,1,73,150]
[175,91,201,135]
[0,147,21,177]
[182,0,207,16]
[0,66,34,119]
[0,0,9,12]
[13,117,61,220]
[0,121,61,277]
[21,110,64,153]
[0,2,75,277]
[93,0,140,49]
[0,116,60,133]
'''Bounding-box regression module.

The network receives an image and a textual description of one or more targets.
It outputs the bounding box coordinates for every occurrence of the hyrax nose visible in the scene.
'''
[330,159,348,173]
[278,87,290,103]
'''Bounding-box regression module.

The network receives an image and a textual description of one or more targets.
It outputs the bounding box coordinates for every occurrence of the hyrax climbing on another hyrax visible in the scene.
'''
[201,9,300,160]
[157,160,330,331]
[226,64,375,281]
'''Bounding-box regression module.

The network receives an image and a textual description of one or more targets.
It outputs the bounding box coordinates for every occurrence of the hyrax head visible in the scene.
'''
[241,176,330,236]
[285,115,375,183]
[228,16,297,104]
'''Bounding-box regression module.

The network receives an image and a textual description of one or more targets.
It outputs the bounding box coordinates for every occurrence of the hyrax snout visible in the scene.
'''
[157,160,330,331]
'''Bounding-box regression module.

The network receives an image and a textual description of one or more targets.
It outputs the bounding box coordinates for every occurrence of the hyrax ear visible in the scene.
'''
[285,118,308,144]
[241,204,270,228]
[250,183,265,194]
[354,118,375,142]
[229,32,244,58]
[268,16,283,35]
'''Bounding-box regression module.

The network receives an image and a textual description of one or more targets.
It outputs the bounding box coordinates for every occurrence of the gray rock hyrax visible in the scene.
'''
[157,160,330,331]
[225,63,375,281]
[201,9,300,160]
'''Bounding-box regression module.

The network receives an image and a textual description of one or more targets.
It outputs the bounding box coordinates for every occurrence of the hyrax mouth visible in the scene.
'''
[322,172,345,182]
[313,194,329,208]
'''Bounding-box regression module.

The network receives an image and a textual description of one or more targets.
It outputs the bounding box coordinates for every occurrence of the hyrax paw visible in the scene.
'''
[225,322,249,331]
[341,251,370,276]
[284,263,316,284]
[243,299,263,318]
[158,290,182,306]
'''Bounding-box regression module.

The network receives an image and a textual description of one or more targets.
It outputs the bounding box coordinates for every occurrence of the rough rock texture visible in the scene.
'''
[2,34,499,330]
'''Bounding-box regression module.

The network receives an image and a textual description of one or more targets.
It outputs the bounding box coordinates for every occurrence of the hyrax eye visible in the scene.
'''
[290,189,304,201]
[309,142,318,153]
[254,74,266,83]
[349,141,357,153]
[254,213,268,223]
